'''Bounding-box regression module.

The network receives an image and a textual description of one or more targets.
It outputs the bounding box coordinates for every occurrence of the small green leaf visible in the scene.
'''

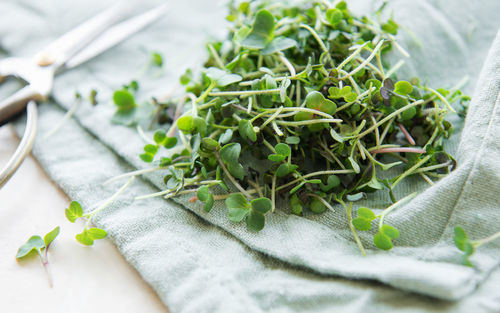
[177,116,195,133]
[16,236,45,259]
[330,128,345,143]
[285,136,300,144]
[228,207,250,222]
[75,231,94,246]
[276,163,298,177]
[113,89,136,112]
[238,119,257,142]
[153,130,166,144]
[151,52,163,67]
[310,198,326,214]
[227,162,245,180]
[275,143,291,157]
[197,185,210,202]
[206,67,242,87]
[326,8,343,24]
[65,201,83,223]
[374,232,393,250]
[201,137,220,151]
[144,144,158,154]
[204,194,214,212]
[352,217,372,231]
[261,37,297,55]
[246,211,265,231]
[290,194,303,215]
[164,137,178,149]
[348,156,360,173]
[219,129,233,144]
[382,19,398,35]
[394,81,413,95]
[139,153,154,163]
[306,91,337,115]
[241,10,275,49]
[220,143,241,165]
[453,226,469,252]
[320,175,341,191]
[250,197,272,214]
[380,224,400,239]
[43,226,60,247]
[357,207,376,220]
[268,153,286,162]
[225,193,249,209]
[87,228,107,240]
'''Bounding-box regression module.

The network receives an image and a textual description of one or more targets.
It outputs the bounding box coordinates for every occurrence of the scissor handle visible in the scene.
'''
[0,85,43,126]
[0,100,38,188]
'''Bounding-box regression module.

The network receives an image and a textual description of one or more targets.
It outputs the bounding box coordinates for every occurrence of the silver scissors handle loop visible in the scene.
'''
[0,101,37,188]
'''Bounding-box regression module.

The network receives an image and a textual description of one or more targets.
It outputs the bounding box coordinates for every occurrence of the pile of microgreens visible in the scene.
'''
[107,0,471,253]
[58,0,499,266]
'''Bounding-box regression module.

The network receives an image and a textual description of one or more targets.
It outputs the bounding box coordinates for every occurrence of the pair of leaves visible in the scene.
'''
[328,86,357,103]
[76,228,107,246]
[268,143,291,162]
[373,224,400,250]
[153,130,177,149]
[453,226,475,266]
[240,10,297,54]
[177,115,207,135]
[353,207,399,250]
[139,144,158,163]
[197,185,215,212]
[226,194,272,231]
[16,226,60,259]
[352,207,376,231]
[294,91,337,132]
[219,143,245,180]
[65,201,108,246]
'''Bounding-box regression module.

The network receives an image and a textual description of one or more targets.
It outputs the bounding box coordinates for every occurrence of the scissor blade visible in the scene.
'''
[34,4,128,67]
[65,4,168,69]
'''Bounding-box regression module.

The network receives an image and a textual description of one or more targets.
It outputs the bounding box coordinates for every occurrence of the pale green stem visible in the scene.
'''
[209,88,280,97]
[392,155,432,189]
[84,177,135,218]
[378,192,417,227]
[357,100,424,139]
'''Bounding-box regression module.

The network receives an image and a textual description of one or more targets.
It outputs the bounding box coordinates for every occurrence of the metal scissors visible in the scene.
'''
[0,3,167,188]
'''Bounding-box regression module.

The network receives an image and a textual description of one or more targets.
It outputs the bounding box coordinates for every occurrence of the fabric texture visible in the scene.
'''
[1,0,500,311]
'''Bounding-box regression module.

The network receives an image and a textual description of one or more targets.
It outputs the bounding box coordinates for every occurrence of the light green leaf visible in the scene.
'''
[241,10,275,49]
[87,228,107,240]
[262,37,297,55]
[76,231,94,246]
[43,226,60,247]
[65,201,83,223]
[16,236,45,259]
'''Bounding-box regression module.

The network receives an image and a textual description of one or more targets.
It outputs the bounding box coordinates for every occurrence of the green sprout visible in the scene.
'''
[16,226,60,287]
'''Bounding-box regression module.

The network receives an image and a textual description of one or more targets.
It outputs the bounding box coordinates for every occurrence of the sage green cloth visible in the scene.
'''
[2,0,500,311]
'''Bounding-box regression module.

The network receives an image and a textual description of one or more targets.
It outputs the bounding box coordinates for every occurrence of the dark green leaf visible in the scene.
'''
[246,211,265,231]
[250,197,272,214]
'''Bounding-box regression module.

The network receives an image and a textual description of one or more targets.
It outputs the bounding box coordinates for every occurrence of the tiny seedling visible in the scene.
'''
[453,226,500,267]
[16,226,60,287]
